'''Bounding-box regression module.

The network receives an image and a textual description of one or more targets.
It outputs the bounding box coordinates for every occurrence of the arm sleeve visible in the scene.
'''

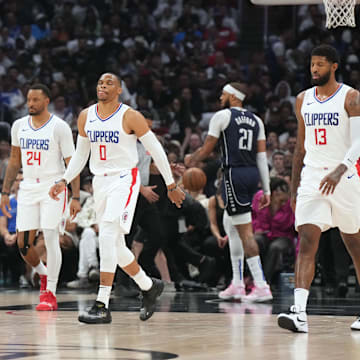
[56,121,75,159]
[207,110,231,138]
[139,130,174,186]
[63,135,91,184]
[342,116,360,168]
[11,120,20,147]
[256,152,271,195]
[254,115,266,140]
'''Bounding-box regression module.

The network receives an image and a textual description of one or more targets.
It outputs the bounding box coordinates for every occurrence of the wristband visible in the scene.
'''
[72,197,80,201]
[168,185,178,192]
[1,191,10,196]
[55,178,67,186]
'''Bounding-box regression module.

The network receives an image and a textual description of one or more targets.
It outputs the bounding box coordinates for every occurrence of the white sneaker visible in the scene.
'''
[277,305,308,333]
[351,317,360,330]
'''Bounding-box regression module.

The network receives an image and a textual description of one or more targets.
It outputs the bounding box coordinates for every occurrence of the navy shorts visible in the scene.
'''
[221,166,260,216]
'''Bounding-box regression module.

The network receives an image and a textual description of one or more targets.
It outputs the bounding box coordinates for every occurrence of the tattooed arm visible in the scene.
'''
[0,146,21,218]
[290,91,306,211]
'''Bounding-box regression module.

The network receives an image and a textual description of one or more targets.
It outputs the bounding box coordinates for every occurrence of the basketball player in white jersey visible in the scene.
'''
[49,73,185,324]
[277,45,360,333]
[0,84,81,311]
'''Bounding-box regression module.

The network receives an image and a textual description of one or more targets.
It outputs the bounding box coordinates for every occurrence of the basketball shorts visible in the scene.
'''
[17,179,67,232]
[222,166,259,217]
[92,168,140,234]
[296,165,360,234]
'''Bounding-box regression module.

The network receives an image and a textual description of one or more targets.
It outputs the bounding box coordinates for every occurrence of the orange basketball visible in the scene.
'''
[182,167,207,192]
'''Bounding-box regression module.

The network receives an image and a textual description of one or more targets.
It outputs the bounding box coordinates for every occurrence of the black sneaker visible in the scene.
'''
[139,278,164,321]
[78,301,112,324]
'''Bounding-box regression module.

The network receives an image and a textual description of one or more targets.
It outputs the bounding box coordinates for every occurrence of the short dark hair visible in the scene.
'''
[29,83,51,99]
[270,177,289,193]
[311,44,340,65]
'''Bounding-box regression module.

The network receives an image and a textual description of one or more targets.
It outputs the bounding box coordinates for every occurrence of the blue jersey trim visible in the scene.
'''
[313,84,343,104]
[28,114,54,131]
[95,103,123,121]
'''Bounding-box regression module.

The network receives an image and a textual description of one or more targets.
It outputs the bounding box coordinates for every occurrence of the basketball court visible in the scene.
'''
[0,287,360,359]
[2,0,360,359]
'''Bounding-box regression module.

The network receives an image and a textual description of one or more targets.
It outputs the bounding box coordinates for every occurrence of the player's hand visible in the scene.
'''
[49,182,66,200]
[258,194,271,209]
[167,186,186,208]
[319,164,347,195]
[217,235,228,249]
[69,199,81,220]
[141,185,159,203]
[0,194,12,218]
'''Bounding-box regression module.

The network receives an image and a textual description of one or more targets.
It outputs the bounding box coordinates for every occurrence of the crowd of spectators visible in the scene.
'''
[0,0,360,293]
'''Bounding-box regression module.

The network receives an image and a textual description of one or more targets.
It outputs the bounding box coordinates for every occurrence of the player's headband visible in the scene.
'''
[223,84,246,101]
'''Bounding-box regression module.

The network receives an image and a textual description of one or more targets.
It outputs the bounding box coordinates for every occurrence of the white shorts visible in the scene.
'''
[92,168,140,234]
[296,165,360,234]
[17,179,67,232]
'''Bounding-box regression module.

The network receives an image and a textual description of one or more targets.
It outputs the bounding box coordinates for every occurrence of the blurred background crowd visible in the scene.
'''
[0,0,360,297]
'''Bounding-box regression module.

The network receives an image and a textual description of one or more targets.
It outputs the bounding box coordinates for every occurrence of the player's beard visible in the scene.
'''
[223,98,231,108]
[28,107,44,116]
[311,70,331,86]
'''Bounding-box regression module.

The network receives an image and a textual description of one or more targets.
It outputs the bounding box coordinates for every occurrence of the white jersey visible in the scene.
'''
[301,83,352,168]
[84,103,138,175]
[11,114,74,184]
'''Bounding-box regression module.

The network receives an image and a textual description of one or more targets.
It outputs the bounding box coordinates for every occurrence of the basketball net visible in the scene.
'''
[323,0,356,28]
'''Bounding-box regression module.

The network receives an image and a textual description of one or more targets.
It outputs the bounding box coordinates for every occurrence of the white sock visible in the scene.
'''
[294,288,309,312]
[47,280,57,295]
[246,255,267,288]
[96,285,112,308]
[132,268,152,291]
[231,256,244,287]
[34,261,47,276]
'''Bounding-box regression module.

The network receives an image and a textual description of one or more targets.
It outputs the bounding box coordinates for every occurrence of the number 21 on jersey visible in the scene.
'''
[315,128,327,145]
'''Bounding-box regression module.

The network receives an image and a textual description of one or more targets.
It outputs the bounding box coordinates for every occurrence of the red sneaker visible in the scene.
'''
[39,275,47,293]
[36,290,58,311]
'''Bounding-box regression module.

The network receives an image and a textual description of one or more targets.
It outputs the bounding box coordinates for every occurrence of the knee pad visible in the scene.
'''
[99,222,119,273]
[116,234,135,268]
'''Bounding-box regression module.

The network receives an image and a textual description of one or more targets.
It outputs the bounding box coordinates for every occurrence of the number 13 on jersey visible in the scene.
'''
[315,128,327,145]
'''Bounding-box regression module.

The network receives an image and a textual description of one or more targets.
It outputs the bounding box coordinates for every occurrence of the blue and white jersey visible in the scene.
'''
[11,114,74,183]
[301,83,352,168]
[84,103,138,175]
[208,107,265,168]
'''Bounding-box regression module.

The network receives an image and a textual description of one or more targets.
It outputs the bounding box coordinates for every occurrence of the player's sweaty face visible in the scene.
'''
[97,75,120,101]
[27,90,48,116]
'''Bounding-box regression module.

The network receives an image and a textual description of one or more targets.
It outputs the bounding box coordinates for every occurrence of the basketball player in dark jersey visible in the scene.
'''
[185,82,272,302]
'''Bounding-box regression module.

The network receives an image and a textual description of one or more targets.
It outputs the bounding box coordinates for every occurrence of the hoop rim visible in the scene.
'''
[250,0,360,5]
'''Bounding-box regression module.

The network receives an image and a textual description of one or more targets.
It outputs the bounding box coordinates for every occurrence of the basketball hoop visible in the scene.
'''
[250,0,359,28]
[323,0,356,28]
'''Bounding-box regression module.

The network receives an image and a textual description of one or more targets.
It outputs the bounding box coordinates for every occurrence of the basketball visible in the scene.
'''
[182,167,207,192]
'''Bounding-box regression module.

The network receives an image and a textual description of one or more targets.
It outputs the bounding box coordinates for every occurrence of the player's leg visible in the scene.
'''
[17,230,47,281]
[277,224,321,333]
[218,210,245,300]
[234,218,273,303]
[16,200,48,292]
[35,191,66,311]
